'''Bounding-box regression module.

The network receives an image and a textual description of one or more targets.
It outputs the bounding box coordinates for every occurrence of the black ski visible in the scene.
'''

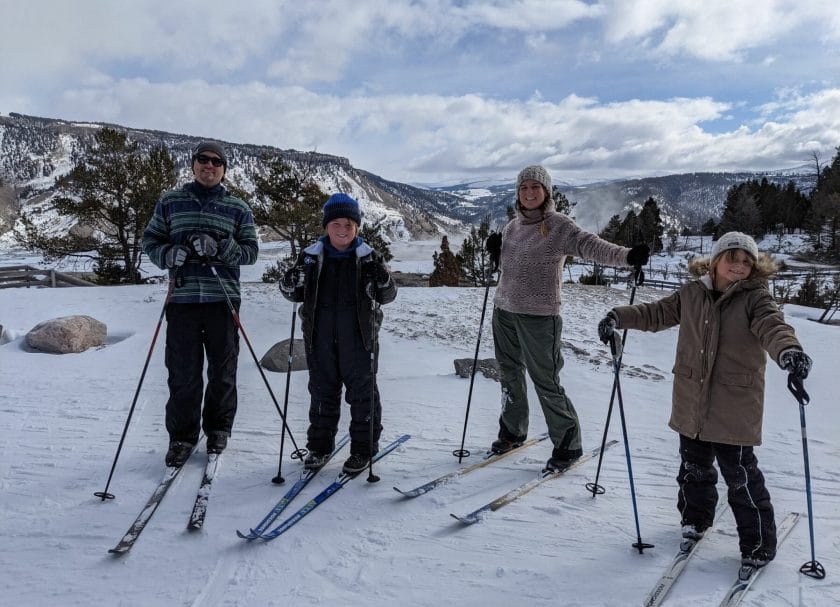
[450,440,618,524]
[108,456,194,555]
[187,453,220,531]
[393,433,550,498]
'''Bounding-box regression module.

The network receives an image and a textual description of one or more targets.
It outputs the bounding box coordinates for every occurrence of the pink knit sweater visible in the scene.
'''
[493,202,631,316]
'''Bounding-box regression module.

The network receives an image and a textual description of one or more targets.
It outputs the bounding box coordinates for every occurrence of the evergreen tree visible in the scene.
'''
[599,214,622,243]
[252,155,325,260]
[809,146,840,260]
[616,210,640,247]
[456,217,493,286]
[701,218,717,235]
[637,197,665,252]
[779,180,810,233]
[429,235,460,287]
[551,186,575,216]
[717,183,761,236]
[15,128,175,284]
[360,221,393,262]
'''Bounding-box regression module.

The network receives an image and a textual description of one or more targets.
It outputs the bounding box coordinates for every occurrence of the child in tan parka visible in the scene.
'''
[597,231,812,570]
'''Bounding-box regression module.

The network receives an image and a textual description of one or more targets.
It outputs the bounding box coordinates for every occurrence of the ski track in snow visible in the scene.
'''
[0,278,838,606]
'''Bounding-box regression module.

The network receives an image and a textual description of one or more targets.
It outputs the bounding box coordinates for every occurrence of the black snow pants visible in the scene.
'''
[306,304,382,458]
[164,302,239,445]
[677,434,777,560]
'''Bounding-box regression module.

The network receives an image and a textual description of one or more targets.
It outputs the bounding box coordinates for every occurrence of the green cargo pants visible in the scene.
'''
[492,307,581,452]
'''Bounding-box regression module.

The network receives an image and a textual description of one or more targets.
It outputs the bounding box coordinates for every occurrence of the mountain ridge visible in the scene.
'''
[0,112,818,242]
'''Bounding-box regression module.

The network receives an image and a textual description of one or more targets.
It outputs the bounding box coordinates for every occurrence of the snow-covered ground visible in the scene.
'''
[0,240,838,606]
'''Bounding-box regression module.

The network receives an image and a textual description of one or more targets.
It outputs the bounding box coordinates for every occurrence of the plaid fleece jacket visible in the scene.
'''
[143,182,259,303]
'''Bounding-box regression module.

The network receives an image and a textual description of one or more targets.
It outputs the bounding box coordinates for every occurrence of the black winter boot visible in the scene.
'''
[304,451,329,470]
[342,453,370,474]
[490,421,525,454]
[545,446,583,471]
[206,432,228,454]
[165,441,194,467]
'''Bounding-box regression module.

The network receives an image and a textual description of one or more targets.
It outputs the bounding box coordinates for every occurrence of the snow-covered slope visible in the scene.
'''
[0,242,837,606]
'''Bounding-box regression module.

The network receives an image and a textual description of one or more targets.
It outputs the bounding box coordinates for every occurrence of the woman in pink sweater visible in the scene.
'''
[486,165,649,471]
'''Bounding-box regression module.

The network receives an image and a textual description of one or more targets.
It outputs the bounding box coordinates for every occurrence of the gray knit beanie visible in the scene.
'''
[516,165,552,196]
[711,231,759,261]
[192,141,228,166]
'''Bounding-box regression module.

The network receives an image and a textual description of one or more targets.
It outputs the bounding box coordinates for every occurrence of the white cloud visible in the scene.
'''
[2,1,839,184]
[601,0,840,61]
[49,77,840,183]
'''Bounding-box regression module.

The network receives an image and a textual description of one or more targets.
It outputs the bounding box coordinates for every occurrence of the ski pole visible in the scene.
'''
[788,375,826,579]
[608,330,653,554]
[587,265,644,496]
[272,302,299,485]
[207,264,306,461]
[453,267,496,463]
[367,285,381,483]
[95,277,176,500]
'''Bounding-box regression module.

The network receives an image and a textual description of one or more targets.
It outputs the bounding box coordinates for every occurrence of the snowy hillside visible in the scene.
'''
[0,242,837,606]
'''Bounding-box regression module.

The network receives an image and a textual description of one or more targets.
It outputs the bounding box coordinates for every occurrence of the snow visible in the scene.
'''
[1,241,838,607]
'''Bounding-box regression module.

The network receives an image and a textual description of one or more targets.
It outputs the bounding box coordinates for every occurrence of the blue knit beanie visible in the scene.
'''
[322,193,362,227]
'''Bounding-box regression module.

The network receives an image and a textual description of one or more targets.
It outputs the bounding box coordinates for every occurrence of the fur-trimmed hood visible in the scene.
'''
[687,251,778,281]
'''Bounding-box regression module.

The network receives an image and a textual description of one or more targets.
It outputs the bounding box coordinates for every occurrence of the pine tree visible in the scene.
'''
[457,217,493,286]
[551,187,575,216]
[717,183,761,236]
[616,211,640,247]
[810,146,840,260]
[252,155,325,260]
[360,221,393,262]
[637,197,664,252]
[599,214,622,243]
[429,235,460,287]
[15,128,175,284]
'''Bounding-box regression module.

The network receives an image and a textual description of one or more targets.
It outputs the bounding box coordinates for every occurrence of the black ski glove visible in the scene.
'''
[597,311,619,345]
[280,267,305,294]
[486,232,502,271]
[626,244,650,267]
[780,349,812,381]
[163,245,190,269]
[362,260,390,287]
[190,233,219,259]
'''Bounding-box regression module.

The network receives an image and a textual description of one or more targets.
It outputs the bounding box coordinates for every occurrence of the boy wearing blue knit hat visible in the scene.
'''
[280,193,397,474]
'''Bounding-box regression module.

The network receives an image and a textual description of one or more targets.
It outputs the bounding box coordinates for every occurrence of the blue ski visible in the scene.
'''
[236,433,350,540]
[255,434,411,542]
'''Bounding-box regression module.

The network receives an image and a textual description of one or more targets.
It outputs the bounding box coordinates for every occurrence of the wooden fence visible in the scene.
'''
[0,265,97,289]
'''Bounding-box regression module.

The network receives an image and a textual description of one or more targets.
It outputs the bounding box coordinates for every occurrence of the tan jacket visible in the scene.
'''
[612,274,801,446]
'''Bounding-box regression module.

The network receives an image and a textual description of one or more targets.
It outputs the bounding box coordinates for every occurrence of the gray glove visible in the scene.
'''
[597,311,618,345]
[190,233,218,258]
[164,245,189,269]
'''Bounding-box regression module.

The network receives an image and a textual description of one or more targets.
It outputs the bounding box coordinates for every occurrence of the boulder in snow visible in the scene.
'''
[25,315,107,354]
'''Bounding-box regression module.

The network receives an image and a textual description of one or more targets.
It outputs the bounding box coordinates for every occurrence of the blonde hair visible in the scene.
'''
[688,250,778,281]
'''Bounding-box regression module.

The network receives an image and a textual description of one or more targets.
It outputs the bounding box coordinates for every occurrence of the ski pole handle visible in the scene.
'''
[787,374,810,406]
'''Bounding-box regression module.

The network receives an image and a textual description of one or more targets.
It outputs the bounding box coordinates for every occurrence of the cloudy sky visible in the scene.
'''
[3,0,840,185]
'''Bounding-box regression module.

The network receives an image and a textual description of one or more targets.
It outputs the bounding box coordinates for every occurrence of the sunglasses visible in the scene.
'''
[195,154,225,167]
